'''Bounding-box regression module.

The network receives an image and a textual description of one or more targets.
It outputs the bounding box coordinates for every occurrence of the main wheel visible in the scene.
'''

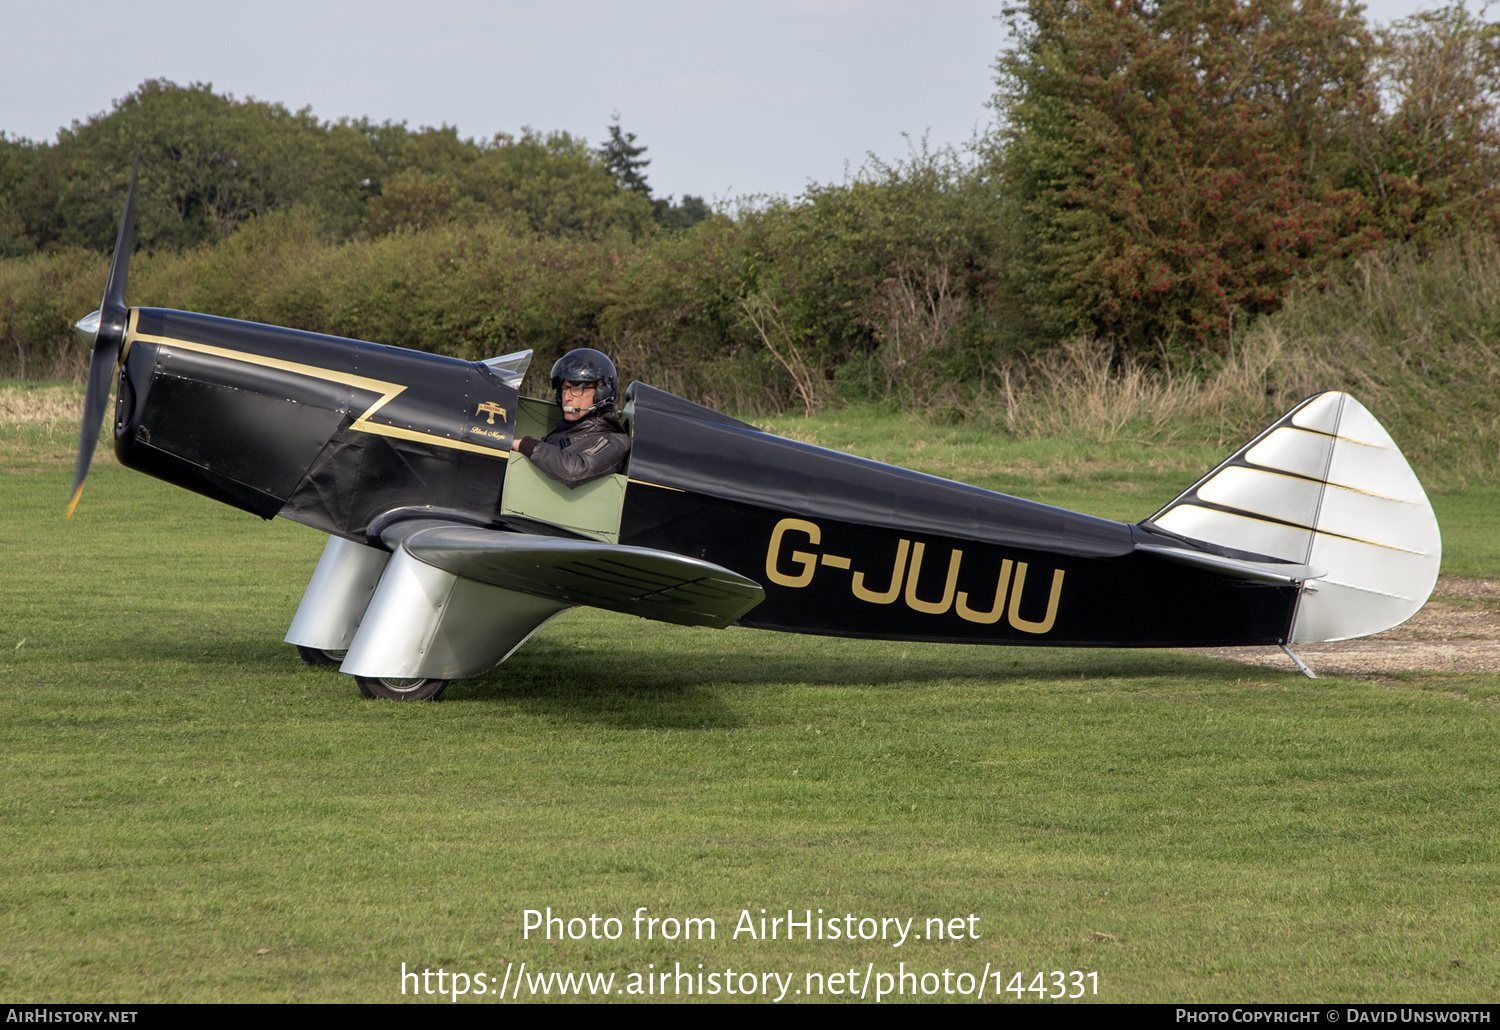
[354,676,449,701]
[295,644,347,668]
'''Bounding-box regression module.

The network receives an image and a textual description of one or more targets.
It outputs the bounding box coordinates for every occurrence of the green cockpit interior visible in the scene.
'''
[499,393,630,543]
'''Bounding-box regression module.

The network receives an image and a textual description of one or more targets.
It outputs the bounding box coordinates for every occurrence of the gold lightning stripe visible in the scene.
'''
[125,312,507,458]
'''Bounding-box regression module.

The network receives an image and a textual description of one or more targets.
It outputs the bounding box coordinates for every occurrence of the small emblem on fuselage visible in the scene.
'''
[476,402,508,424]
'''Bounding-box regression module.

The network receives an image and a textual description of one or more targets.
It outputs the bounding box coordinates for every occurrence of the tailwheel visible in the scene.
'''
[354,676,449,701]
[295,644,347,668]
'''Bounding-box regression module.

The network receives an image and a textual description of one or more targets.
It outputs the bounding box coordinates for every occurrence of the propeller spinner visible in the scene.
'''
[69,160,139,518]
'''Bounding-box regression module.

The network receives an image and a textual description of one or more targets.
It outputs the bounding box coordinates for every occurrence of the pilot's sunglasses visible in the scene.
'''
[561,381,598,394]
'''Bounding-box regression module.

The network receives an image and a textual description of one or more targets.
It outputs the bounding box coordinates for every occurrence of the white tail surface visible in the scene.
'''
[1145,392,1441,643]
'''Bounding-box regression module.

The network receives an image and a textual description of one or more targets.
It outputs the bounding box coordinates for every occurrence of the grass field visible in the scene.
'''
[3,395,1498,1003]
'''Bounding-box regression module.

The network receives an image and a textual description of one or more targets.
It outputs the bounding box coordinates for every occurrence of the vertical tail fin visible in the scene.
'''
[1141,392,1441,643]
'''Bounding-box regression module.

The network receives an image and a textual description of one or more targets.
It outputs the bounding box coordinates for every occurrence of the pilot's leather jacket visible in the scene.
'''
[515,410,630,488]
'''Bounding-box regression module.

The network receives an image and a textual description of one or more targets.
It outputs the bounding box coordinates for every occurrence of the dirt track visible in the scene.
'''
[1182,578,1500,677]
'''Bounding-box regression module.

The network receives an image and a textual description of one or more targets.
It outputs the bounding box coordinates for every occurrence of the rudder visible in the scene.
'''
[1141,392,1441,643]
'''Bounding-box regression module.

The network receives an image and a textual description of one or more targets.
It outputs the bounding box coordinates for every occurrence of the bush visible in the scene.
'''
[0,247,106,378]
[991,0,1377,359]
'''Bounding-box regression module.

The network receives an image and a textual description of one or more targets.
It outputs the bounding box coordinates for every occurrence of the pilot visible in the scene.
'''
[510,347,630,487]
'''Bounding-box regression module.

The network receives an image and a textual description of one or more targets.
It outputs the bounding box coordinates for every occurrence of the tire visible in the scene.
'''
[354,676,449,702]
[296,644,347,668]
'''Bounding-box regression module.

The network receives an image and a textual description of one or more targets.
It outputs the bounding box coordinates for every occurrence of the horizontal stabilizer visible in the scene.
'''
[1135,543,1325,584]
[382,520,765,629]
[1142,392,1440,642]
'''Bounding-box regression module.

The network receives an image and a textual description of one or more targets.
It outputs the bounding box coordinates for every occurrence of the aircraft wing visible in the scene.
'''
[381,520,765,629]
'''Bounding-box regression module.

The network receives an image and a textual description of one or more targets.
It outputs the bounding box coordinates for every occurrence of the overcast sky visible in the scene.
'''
[0,0,1471,205]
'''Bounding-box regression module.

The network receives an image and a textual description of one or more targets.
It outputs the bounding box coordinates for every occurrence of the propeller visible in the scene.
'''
[68,159,139,518]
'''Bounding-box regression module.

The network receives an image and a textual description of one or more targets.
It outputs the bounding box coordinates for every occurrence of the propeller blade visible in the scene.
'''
[68,345,119,517]
[101,158,139,319]
[69,159,140,518]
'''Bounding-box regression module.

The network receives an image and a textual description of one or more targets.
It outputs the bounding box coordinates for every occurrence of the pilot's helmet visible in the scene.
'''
[549,348,617,412]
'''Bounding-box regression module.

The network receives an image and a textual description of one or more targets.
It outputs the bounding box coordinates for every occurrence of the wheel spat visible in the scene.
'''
[69,159,139,518]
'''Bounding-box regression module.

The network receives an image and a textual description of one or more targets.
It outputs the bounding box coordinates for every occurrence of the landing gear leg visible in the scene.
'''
[1280,644,1318,679]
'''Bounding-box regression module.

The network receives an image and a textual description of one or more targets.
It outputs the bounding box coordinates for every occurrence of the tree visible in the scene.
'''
[54,80,342,250]
[362,169,463,234]
[1359,1,1500,245]
[656,194,711,231]
[992,0,1377,358]
[0,133,44,256]
[593,117,711,231]
[468,129,658,239]
[598,115,653,196]
[2,80,383,252]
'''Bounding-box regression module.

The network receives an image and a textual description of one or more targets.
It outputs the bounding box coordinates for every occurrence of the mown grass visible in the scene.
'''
[3,401,1498,1003]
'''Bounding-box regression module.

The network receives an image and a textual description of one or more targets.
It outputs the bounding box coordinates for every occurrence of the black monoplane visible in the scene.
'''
[70,172,1441,698]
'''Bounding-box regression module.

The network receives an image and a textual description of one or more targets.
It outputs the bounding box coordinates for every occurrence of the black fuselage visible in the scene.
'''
[115,307,1298,648]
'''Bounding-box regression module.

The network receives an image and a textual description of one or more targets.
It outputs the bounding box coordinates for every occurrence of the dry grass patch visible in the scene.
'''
[0,384,85,427]
[981,241,1500,490]
[0,382,109,470]
[995,330,1325,446]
